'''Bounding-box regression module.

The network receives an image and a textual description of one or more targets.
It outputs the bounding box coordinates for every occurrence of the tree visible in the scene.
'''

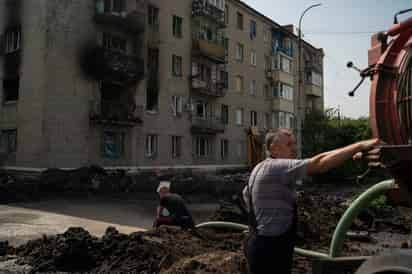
[302,109,372,182]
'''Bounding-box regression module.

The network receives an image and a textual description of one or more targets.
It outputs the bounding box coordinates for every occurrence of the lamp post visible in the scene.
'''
[297,3,321,156]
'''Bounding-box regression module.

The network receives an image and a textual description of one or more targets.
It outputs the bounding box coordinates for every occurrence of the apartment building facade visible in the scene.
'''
[0,0,324,169]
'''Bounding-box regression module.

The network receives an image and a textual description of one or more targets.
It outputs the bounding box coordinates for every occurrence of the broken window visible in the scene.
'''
[4,28,20,54]
[104,0,126,14]
[250,20,257,40]
[102,131,125,159]
[172,55,182,77]
[3,77,19,102]
[148,5,159,29]
[237,12,243,30]
[195,136,210,157]
[196,102,207,119]
[1,129,17,154]
[146,48,159,111]
[145,134,158,158]
[221,104,229,125]
[171,136,182,159]
[103,33,127,52]
[172,15,183,38]
[250,111,257,127]
[220,139,229,160]
[171,95,183,116]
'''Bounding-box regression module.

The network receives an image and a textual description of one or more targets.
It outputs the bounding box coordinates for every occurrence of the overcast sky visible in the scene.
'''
[243,0,411,118]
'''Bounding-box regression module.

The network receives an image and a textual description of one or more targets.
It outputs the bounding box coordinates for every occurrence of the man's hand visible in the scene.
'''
[353,139,382,166]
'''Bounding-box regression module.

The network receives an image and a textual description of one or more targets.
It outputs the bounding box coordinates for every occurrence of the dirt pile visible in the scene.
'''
[12,226,246,274]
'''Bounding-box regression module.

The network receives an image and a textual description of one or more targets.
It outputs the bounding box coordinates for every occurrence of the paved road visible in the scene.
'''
[0,198,218,246]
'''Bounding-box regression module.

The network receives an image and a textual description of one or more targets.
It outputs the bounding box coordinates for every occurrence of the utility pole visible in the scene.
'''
[297,3,321,155]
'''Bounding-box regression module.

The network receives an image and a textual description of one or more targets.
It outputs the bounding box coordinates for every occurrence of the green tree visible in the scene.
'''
[302,109,372,182]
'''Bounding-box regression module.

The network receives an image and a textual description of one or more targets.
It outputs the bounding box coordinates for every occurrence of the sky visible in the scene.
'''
[243,0,412,118]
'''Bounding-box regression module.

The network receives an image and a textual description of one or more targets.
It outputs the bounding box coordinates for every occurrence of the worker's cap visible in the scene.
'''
[157,181,171,193]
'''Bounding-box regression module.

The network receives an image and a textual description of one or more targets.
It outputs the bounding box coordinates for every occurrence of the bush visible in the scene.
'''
[302,109,376,183]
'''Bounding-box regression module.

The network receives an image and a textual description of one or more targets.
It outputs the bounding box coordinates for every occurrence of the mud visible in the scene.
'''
[0,188,410,274]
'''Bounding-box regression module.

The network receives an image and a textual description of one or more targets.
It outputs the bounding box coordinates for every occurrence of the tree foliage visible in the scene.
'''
[302,108,372,182]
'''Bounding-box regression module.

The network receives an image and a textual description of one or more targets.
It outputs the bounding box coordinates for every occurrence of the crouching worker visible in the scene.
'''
[154,181,195,229]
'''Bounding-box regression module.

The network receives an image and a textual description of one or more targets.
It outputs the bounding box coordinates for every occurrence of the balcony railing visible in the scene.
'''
[265,69,295,87]
[191,78,225,97]
[89,100,143,126]
[305,82,322,97]
[305,61,323,73]
[192,0,225,28]
[192,35,226,63]
[81,47,144,86]
[191,115,226,134]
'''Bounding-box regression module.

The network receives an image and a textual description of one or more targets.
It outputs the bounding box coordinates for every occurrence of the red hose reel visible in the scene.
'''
[368,16,412,206]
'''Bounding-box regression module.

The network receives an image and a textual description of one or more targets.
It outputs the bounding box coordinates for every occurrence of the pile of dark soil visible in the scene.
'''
[10,226,246,274]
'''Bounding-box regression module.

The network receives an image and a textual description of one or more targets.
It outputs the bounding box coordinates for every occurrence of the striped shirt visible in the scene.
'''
[243,158,310,236]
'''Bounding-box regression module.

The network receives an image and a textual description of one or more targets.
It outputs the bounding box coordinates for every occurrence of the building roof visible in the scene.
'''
[229,0,323,53]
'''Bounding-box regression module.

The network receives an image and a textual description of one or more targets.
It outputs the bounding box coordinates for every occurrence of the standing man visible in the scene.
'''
[243,128,380,274]
[154,181,195,229]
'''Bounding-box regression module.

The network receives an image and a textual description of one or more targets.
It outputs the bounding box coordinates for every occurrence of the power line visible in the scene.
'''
[304,30,379,35]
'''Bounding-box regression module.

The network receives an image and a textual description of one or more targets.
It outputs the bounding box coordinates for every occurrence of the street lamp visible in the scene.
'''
[297,3,321,155]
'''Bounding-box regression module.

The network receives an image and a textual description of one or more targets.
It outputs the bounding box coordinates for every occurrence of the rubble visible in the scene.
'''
[0,171,411,273]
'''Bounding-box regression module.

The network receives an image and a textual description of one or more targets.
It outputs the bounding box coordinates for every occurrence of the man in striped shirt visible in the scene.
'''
[243,128,379,274]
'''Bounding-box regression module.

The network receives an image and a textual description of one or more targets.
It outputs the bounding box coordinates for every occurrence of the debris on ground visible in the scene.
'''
[0,171,411,274]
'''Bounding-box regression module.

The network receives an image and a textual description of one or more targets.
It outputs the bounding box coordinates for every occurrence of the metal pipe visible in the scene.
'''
[329,180,397,257]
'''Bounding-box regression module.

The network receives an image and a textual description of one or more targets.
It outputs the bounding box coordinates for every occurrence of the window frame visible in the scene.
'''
[250,110,258,127]
[172,54,183,77]
[237,12,244,30]
[102,130,125,159]
[173,15,183,38]
[250,50,257,66]
[4,29,20,54]
[171,135,182,159]
[236,43,244,62]
[145,134,158,158]
[220,139,229,160]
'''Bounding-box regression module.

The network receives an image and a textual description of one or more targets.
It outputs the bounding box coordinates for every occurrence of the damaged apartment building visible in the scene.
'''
[0,0,324,170]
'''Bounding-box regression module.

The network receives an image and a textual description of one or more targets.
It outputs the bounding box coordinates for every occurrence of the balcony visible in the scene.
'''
[272,98,294,113]
[192,0,225,28]
[305,83,322,97]
[305,61,322,73]
[266,69,295,86]
[81,47,144,86]
[89,100,143,127]
[192,36,226,63]
[191,116,226,134]
[191,78,225,97]
[94,9,145,34]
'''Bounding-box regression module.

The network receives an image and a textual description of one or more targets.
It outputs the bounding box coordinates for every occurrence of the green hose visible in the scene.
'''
[329,179,397,257]
[196,180,397,260]
[196,221,330,259]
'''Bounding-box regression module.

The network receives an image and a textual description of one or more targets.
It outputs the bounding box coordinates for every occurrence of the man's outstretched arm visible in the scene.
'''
[307,139,379,175]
